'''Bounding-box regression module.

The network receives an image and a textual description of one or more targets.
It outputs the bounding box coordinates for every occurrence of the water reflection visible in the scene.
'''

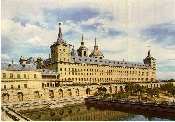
[18,103,174,121]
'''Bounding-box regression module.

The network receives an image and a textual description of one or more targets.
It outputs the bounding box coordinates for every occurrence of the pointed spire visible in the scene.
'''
[148,50,150,56]
[148,46,150,56]
[58,20,62,40]
[82,34,83,42]
[81,34,84,45]
[95,37,97,46]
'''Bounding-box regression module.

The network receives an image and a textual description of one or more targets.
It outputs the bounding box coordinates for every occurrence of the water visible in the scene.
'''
[18,104,175,121]
[124,115,172,121]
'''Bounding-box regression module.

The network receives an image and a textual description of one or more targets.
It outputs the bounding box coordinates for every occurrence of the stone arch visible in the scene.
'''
[115,86,117,93]
[59,89,63,97]
[67,89,72,96]
[86,88,90,95]
[34,91,40,99]
[17,92,23,101]
[49,90,54,98]
[120,86,123,92]
[2,93,9,103]
[109,86,112,93]
[75,89,79,96]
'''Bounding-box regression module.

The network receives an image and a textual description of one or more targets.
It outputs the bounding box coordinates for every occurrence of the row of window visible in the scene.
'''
[59,62,152,70]
[52,58,70,62]
[3,84,27,89]
[2,73,37,79]
[60,77,154,82]
[59,67,153,74]
[59,71,154,77]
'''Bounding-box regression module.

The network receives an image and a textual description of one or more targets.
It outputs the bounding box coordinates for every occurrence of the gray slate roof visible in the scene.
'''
[1,63,58,74]
[1,63,38,71]
[71,56,151,69]
[144,55,156,60]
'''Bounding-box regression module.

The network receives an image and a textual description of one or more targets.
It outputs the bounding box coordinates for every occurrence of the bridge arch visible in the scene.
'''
[59,89,63,97]
[17,92,23,101]
[2,93,9,103]
[75,88,79,96]
[67,89,72,96]
[86,88,90,95]
[115,86,117,93]
[34,91,40,99]
[49,90,54,98]
[109,86,112,93]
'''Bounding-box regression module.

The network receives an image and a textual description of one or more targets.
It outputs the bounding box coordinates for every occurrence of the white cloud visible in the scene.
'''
[1,0,175,80]
[27,53,49,60]
[1,54,12,62]
[157,72,175,80]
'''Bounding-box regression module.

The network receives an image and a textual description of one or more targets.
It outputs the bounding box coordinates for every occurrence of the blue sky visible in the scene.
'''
[1,0,175,80]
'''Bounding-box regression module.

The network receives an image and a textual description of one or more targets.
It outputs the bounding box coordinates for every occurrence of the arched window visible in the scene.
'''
[17,74,20,78]
[34,74,37,78]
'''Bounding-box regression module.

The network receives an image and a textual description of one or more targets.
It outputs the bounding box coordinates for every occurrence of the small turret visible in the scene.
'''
[19,56,27,65]
[77,34,88,57]
[143,49,156,70]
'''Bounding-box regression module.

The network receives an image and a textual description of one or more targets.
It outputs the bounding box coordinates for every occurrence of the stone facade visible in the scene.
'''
[1,22,158,103]
[44,22,156,84]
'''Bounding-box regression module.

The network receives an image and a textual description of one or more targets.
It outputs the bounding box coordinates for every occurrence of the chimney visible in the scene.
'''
[49,54,50,59]
[12,60,13,64]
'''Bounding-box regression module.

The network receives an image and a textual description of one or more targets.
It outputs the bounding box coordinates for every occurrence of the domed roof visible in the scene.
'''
[89,49,103,56]
[89,38,104,58]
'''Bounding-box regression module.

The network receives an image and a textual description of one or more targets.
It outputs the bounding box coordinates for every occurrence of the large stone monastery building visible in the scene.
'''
[1,22,157,103]
[44,22,156,85]
[1,22,156,88]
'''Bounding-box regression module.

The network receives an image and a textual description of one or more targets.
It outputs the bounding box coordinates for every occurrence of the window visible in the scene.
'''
[11,85,14,89]
[3,73,6,78]
[10,73,13,78]
[17,74,20,78]
[4,85,6,89]
[24,74,26,78]
[60,68,62,71]
[34,74,37,78]
[24,84,27,88]
[18,85,20,89]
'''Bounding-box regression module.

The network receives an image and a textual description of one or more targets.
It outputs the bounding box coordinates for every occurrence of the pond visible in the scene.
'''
[18,103,175,121]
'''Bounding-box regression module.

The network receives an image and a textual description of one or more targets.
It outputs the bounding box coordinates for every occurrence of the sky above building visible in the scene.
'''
[1,0,175,80]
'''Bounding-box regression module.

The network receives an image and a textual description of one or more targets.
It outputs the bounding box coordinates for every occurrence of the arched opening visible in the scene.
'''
[49,90,54,98]
[17,92,23,101]
[67,89,72,96]
[59,89,63,97]
[75,89,79,96]
[34,91,40,99]
[86,88,90,95]
[120,86,123,92]
[115,86,117,93]
[109,86,112,93]
[2,93,9,103]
